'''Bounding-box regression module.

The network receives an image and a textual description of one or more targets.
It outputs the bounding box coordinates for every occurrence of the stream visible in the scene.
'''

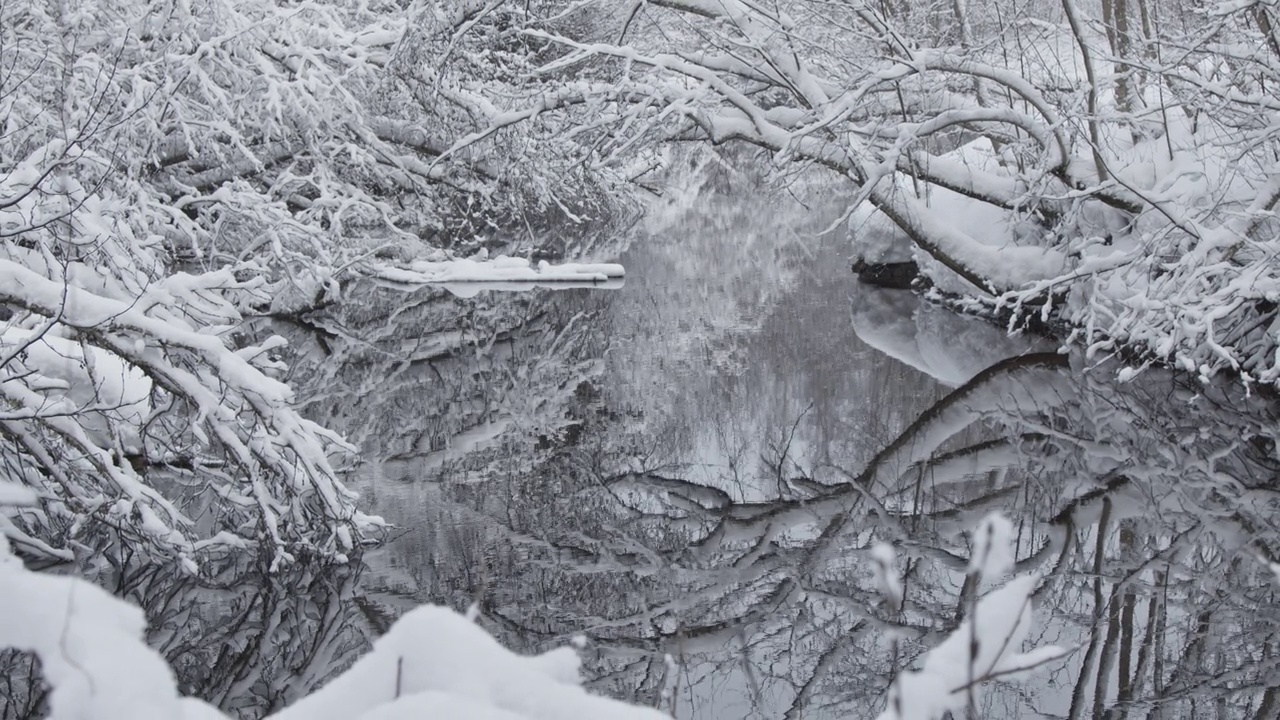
[144,194,1280,718]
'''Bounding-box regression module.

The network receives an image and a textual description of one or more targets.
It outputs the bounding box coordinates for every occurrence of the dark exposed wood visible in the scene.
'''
[850,259,921,289]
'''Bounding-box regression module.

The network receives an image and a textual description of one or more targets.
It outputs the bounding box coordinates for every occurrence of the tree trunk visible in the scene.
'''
[1107,0,1134,115]
[1069,498,1113,720]
[1061,0,1110,182]
[1112,525,1138,717]
[1255,686,1279,720]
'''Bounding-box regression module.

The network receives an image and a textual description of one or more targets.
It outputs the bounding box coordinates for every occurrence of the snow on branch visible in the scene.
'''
[360,254,625,296]
[522,27,1072,293]
[0,259,380,568]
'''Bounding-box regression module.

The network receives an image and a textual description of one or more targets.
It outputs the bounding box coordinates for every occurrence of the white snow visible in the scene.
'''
[877,516,1066,720]
[274,605,666,720]
[967,513,1015,581]
[0,535,208,720]
[870,542,905,610]
[0,481,37,506]
[440,278,624,298]
[1,327,153,449]
[0,534,669,720]
[364,255,625,293]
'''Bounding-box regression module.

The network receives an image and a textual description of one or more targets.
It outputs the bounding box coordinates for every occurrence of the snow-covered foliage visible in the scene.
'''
[517,0,1280,388]
[877,532,1066,720]
[270,605,666,720]
[0,0,634,569]
[0,257,379,568]
[8,0,1280,715]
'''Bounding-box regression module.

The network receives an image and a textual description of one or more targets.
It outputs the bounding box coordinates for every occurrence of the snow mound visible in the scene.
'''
[0,535,198,720]
[278,606,666,720]
[0,533,666,720]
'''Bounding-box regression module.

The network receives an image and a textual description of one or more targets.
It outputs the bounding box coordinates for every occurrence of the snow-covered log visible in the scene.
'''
[361,255,625,297]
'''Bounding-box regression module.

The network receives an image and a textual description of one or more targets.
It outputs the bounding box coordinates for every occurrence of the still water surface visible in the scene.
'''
[210,196,1280,718]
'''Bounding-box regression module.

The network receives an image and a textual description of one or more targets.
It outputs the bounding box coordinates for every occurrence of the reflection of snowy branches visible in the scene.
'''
[141,557,369,716]
[453,348,1280,717]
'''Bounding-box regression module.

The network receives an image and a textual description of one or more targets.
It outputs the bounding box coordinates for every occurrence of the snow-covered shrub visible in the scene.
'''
[0,13,385,561]
[0,0,383,568]
[0,255,382,567]
[876,517,1065,720]
[0,0,636,569]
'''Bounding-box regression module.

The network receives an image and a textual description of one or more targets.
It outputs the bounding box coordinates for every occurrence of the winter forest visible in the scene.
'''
[2,0,1280,717]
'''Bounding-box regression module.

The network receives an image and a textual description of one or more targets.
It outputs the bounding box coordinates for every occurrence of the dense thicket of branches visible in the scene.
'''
[6,0,1278,569]
[4,0,1280,716]
[517,0,1280,386]
[414,340,1280,718]
[0,0,633,569]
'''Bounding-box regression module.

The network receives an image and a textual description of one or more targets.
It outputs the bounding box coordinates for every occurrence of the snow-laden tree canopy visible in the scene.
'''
[515,0,1280,387]
[4,0,1280,714]
[6,0,1278,571]
[0,0,634,569]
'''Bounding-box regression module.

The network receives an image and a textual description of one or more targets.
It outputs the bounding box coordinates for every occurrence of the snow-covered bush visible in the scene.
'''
[0,5,382,559]
[0,255,381,568]
[516,0,1280,388]
[876,516,1066,720]
[0,0,636,569]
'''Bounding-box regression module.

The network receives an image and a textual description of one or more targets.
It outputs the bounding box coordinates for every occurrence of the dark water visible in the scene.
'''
[17,195,1272,719]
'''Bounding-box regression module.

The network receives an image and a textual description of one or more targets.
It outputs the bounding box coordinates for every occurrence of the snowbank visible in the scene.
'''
[0,534,210,720]
[0,532,666,720]
[275,607,666,720]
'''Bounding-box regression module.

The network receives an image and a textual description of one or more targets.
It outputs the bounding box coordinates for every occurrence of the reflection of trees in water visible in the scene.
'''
[267,280,609,466]
[253,260,1280,718]
[1,650,44,719]
[71,243,1270,718]
[399,344,1280,718]
[1041,367,1280,720]
[142,557,369,717]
